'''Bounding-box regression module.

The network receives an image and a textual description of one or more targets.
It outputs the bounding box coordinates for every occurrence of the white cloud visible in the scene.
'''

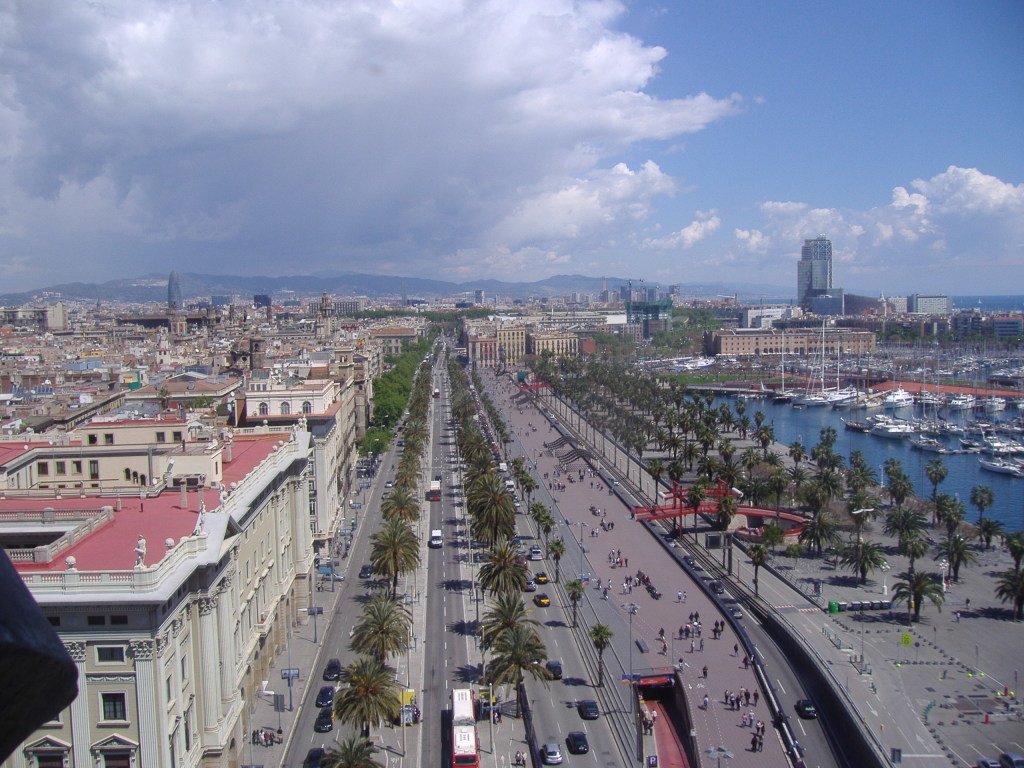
[0,0,742,290]
[734,228,768,252]
[644,210,720,249]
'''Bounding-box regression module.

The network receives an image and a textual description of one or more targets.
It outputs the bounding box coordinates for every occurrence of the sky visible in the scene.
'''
[1,0,1022,297]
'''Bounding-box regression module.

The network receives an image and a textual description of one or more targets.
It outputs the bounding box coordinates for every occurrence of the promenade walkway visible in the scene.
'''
[486,375,789,768]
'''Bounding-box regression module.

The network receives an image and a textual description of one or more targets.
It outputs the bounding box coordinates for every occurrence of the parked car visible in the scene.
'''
[999,754,1024,768]
[795,699,817,719]
[577,699,600,720]
[976,759,1002,768]
[315,685,335,708]
[540,743,563,765]
[566,731,590,755]
[533,593,551,607]
[314,706,334,732]
[303,748,326,768]
[322,658,342,681]
[545,660,563,680]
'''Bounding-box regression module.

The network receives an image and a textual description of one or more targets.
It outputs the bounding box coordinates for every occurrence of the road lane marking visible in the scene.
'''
[775,679,786,694]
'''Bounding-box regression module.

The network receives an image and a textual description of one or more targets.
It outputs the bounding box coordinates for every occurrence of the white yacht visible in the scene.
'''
[979,457,1024,478]
[870,418,916,439]
[982,396,1007,412]
[948,393,976,410]
[883,387,915,409]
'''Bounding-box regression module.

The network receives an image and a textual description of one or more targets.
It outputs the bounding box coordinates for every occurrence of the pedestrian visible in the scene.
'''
[748,709,755,727]
[690,639,695,653]
[677,591,683,603]
[683,590,687,603]
[703,693,710,710]
[757,734,764,752]
[743,656,749,670]
[955,610,960,623]
[741,712,749,727]
[702,665,708,679]
[651,710,657,726]
[744,689,751,706]
[733,643,739,656]
[751,734,759,753]
[700,638,705,652]
[753,690,759,706]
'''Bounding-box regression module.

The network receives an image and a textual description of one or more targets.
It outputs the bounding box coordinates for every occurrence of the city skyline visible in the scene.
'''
[0,1,1021,296]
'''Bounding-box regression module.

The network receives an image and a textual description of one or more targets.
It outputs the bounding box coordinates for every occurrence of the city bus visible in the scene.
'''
[426,479,442,502]
[451,688,479,767]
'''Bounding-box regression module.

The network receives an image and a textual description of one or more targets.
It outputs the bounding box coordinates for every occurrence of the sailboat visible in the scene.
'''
[772,330,795,402]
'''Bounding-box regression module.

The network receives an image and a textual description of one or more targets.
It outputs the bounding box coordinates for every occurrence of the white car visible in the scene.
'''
[529,546,543,561]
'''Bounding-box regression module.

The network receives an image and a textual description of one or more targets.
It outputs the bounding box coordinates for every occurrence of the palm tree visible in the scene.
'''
[840,540,888,585]
[939,534,978,582]
[884,507,927,551]
[716,494,738,531]
[887,473,914,510]
[685,482,706,540]
[324,736,385,768]
[969,484,994,523]
[565,579,585,629]
[788,440,806,471]
[467,473,516,546]
[380,487,419,524]
[589,624,614,687]
[893,570,944,623]
[799,512,840,556]
[748,543,769,596]
[479,541,528,595]
[647,458,665,505]
[370,519,420,598]
[548,538,566,583]
[995,568,1024,621]
[936,494,965,539]
[768,469,790,509]
[901,533,929,574]
[924,459,948,524]
[486,624,550,694]
[334,656,401,739]
[1005,532,1024,573]
[480,593,539,649]
[976,518,1004,551]
[350,593,411,662]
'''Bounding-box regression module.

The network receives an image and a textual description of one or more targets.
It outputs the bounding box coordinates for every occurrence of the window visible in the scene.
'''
[124,469,131,481]
[156,432,166,443]
[88,615,106,626]
[73,461,82,474]
[104,434,114,445]
[184,703,194,751]
[180,654,188,681]
[258,402,269,416]
[38,462,49,476]
[302,401,312,414]
[89,460,99,480]
[102,750,131,768]
[172,432,183,442]
[88,435,98,445]
[100,692,127,722]
[166,674,173,702]
[48,616,61,627]
[56,461,66,474]
[35,752,65,768]
[110,615,128,625]
[97,646,125,663]
[280,402,290,415]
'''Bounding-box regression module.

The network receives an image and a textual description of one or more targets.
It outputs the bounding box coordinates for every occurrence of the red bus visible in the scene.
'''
[427,480,442,502]
[451,688,479,767]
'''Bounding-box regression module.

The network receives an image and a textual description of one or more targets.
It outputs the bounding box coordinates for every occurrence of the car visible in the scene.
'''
[1000,754,1024,768]
[566,731,590,755]
[358,564,375,579]
[545,660,563,680]
[529,546,543,561]
[303,748,326,768]
[577,699,600,720]
[540,742,563,765]
[315,685,335,707]
[977,759,1002,768]
[729,606,744,620]
[533,593,551,607]
[322,658,342,681]
[523,578,537,592]
[795,699,817,719]
[384,480,394,488]
[314,705,334,732]
[534,571,550,584]
[709,579,725,594]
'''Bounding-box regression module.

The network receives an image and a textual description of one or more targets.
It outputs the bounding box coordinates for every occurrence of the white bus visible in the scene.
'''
[450,688,479,768]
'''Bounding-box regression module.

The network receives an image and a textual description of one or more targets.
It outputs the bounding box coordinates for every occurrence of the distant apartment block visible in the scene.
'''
[991,315,1024,339]
[741,305,803,329]
[907,294,951,315]
[707,327,876,358]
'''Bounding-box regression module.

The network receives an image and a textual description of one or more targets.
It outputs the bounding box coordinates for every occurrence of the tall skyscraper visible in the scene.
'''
[167,271,182,310]
[796,235,832,308]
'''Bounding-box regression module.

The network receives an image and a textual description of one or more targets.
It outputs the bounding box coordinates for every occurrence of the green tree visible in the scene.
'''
[893,570,944,622]
[548,538,566,583]
[478,541,529,595]
[486,624,551,693]
[324,736,385,768]
[589,624,614,687]
[799,511,840,556]
[334,656,401,738]
[976,518,1004,551]
[480,592,539,649]
[840,540,888,585]
[1005,532,1024,573]
[349,593,411,663]
[380,487,419,524]
[762,522,785,554]
[716,494,738,531]
[969,484,995,522]
[939,533,978,582]
[924,459,948,524]
[370,519,420,598]
[901,533,929,574]
[565,579,585,629]
[747,543,769,597]
[995,568,1024,621]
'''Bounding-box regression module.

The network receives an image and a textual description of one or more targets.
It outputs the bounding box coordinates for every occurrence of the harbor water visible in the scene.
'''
[724,397,1024,533]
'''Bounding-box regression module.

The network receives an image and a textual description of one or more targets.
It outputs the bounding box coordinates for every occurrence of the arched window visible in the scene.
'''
[280,402,291,415]
[124,468,131,481]
[302,401,312,414]
[132,471,139,484]
[258,402,269,416]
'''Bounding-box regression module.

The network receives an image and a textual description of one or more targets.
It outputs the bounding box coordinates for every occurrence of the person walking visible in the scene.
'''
[702,665,708,679]
[703,693,710,710]
[699,637,705,652]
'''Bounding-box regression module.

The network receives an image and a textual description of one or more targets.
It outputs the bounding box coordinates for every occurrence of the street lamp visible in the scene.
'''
[705,745,734,768]
[577,521,588,578]
[625,601,639,756]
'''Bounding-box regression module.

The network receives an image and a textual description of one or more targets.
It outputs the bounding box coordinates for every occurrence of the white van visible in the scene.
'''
[429,529,444,549]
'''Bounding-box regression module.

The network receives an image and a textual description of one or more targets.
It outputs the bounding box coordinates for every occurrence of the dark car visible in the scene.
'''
[315,685,335,708]
[577,699,600,720]
[976,759,1002,768]
[322,657,342,681]
[1000,754,1024,768]
[523,578,537,592]
[303,748,326,768]
[533,593,551,607]
[314,706,334,732]
[545,660,563,680]
[358,564,375,579]
[566,731,590,755]
[795,699,817,719]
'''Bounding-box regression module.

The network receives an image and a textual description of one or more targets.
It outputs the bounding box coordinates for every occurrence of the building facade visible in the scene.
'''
[707,327,876,358]
[796,235,833,308]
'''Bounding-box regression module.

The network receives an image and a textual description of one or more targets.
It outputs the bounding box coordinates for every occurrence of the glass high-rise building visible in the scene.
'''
[167,271,182,310]
[796,235,832,308]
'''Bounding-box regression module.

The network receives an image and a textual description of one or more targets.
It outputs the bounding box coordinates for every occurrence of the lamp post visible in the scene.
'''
[578,521,588,578]
[625,601,639,757]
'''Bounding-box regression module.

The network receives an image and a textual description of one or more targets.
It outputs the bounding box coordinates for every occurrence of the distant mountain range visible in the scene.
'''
[0,272,795,305]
